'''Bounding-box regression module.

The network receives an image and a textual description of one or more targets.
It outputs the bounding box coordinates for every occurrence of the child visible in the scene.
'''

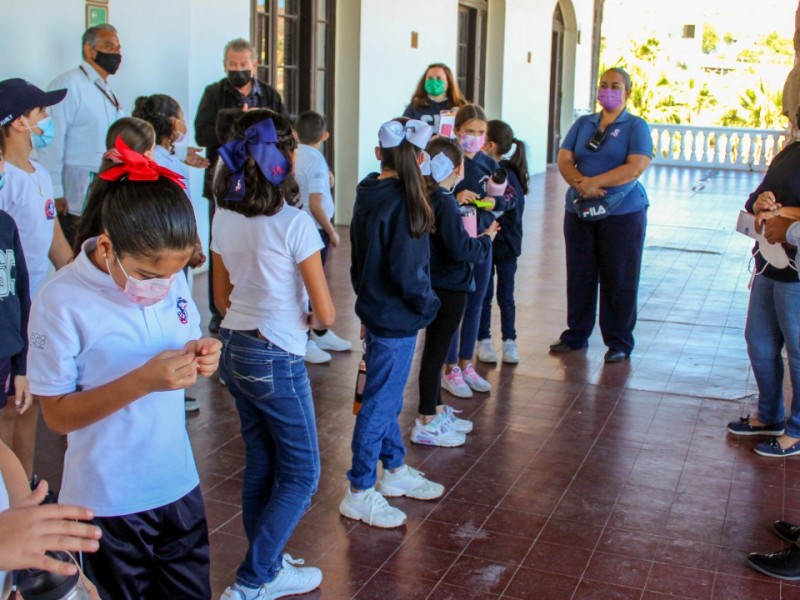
[414,137,497,447]
[0,78,73,479]
[27,138,221,600]
[294,110,352,363]
[477,120,529,364]
[212,110,334,600]
[339,118,443,529]
[441,104,516,398]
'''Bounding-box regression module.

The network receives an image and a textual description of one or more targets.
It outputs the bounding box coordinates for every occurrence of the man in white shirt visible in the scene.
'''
[37,24,124,245]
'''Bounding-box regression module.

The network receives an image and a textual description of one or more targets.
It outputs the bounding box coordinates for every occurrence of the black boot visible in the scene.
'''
[748,545,800,580]
[774,521,800,544]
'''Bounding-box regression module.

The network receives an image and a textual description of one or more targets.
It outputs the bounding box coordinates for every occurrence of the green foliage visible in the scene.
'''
[724,32,736,45]
[702,23,719,54]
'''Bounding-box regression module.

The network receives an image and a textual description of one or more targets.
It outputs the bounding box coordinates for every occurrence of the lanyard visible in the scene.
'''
[79,66,121,111]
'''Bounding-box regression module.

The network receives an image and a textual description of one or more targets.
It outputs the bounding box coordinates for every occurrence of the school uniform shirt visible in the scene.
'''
[0,161,56,296]
[211,205,322,356]
[27,239,201,517]
[560,109,652,216]
[453,151,513,232]
[350,174,440,337]
[294,144,334,227]
[153,145,192,201]
[429,187,492,292]
[403,99,450,130]
[493,163,526,262]
[0,468,9,600]
[37,62,125,216]
[0,211,31,375]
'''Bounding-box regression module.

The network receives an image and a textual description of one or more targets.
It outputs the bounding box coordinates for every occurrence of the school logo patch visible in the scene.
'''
[177,297,189,324]
[30,332,46,349]
[610,128,621,138]
[44,199,56,220]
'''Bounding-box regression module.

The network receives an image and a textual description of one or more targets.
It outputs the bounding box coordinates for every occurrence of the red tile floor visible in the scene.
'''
[33,165,800,599]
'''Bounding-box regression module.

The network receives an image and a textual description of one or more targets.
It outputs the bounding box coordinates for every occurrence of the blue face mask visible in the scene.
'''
[23,116,55,149]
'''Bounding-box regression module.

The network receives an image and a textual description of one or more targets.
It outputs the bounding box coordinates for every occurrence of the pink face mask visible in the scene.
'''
[107,254,176,307]
[597,88,625,112]
[460,133,486,154]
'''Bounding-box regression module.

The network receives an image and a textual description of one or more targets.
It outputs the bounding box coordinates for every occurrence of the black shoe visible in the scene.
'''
[774,521,800,544]
[208,314,222,334]
[747,545,800,580]
[549,340,575,353]
[604,349,630,363]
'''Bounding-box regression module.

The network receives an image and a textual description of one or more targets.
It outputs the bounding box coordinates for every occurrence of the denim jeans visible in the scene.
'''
[745,276,800,436]
[447,252,493,364]
[478,258,518,341]
[219,329,320,586]
[347,331,417,491]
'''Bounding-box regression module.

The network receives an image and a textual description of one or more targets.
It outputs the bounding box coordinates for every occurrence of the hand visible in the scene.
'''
[184,338,222,377]
[0,481,101,575]
[480,221,500,241]
[457,189,480,205]
[187,242,206,269]
[13,375,32,414]
[360,324,366,340]
[241,103,253,112]
[184,147,210,169]
[763,215,794,244]
[575,177,606,199]
[329,230,341,248]
[753,191,781,215]
[54,198,69,216]
[329,170,335,189]
[136,349,198,393]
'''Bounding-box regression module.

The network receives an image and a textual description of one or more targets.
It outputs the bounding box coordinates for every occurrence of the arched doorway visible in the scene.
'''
[547,4,565,164]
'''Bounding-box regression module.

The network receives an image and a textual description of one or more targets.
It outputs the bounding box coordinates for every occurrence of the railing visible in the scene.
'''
[649,124,787,172]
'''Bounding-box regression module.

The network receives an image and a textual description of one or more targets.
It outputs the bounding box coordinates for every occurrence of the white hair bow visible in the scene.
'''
[378,119,433,150]
[430,152,456,183]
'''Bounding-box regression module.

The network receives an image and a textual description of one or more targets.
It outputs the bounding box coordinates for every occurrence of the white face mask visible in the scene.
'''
[756,232,796,271]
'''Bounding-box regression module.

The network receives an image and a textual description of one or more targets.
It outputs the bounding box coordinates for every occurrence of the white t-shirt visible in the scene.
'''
[0,469,8,600]
[154,145,191,202]
[294,144,334,226]
[211,205,323,356]
[0,161,56,296]
[27,239,201,516]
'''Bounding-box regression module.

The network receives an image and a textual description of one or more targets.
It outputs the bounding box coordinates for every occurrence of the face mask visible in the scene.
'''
[24,116,55,149]
[419,151,431,176]
[227,70,252,89]
[756,233,796,271]
[94,51,122,75]
[106,254,177,306]
[174,130,186,144]
[460,133,486,154]
[424,78,446,97]
[0,172,5,193]
[597,88,625,112]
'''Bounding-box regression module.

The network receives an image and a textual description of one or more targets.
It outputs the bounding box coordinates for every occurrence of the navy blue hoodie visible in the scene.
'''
[454,151,516,232]
[493,161,526,262]
[429,187,492,292]
[0,210,30,375]
[350,174,440,337]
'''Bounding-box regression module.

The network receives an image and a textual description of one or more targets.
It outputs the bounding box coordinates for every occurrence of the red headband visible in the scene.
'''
[99,136,186,189]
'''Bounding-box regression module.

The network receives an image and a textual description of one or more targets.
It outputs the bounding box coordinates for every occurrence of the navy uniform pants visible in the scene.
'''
[560,209,647,354]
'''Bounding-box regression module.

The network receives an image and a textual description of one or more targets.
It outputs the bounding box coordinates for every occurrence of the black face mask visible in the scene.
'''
[227,70,252,89]
[94,50,122,75]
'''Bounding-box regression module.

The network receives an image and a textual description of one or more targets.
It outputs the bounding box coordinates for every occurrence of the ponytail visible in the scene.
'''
[381,141,434,238]
[487,119,529,195]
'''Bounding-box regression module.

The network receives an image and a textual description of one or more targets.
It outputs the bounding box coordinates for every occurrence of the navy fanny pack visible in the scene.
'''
[569,188,626,221]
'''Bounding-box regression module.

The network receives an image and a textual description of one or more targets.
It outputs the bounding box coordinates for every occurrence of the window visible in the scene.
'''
[457,1,488,106]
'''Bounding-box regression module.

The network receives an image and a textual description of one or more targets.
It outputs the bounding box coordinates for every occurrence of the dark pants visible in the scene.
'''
[419,289,468,416]
[447,248,493,363]
[318,229,331,267]
[478,257,518,341]
[207,200,220,320]
[560,209,647,354]
[82,486,211,600]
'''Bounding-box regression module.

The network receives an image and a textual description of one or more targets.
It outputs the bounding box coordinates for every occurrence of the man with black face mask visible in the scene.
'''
[195,38,286,333]
[37,24,124,246]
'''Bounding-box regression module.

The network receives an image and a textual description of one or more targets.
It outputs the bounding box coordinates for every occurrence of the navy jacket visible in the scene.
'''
[350,174,440,337]
[403,99,449,126]
[454,151,515,232]
[429,187,492,292]
[0,210,30,375]
[493,162,526,262]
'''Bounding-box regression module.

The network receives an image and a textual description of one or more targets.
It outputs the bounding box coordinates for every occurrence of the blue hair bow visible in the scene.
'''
[217,118,291,201]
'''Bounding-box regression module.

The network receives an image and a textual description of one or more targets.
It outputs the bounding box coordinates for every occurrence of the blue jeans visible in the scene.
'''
[447,252,493,364]
[348,331,417,490]
[219,329,320,586]
[478,258,518,341]
[745,276,800,436]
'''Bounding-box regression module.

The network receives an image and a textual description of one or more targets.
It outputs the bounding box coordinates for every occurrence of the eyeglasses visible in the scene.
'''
[586,129,606,152]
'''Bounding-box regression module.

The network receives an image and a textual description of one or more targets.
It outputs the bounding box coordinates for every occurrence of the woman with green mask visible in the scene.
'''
[403,63,468,132]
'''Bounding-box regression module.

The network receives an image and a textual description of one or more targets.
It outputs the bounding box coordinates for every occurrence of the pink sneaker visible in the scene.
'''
[461,363,491,392]
[440,366,473,398]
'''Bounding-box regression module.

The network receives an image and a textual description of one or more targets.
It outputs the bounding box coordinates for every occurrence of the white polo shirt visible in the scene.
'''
[0,161,56,297]
[211,205,322,356]
[153,145,191,202]
[27,239,201,517]
[294,144,334,227]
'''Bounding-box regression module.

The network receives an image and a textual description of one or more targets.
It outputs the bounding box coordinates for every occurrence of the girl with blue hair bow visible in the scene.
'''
[211,109,335,600]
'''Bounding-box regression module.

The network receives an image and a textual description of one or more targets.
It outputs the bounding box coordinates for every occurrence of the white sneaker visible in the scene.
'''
[476,338,498,363]
[339,487,407,528]
[411,414,466,447]
[304,339,332,364]
[184,396,200,412]
[310,329,353,352]
[442,405,473,434]
[461,363,491,392]
[440,366,473,398]
[503,339,520,363]
[377,465,445,500]
[219,555,322,600]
